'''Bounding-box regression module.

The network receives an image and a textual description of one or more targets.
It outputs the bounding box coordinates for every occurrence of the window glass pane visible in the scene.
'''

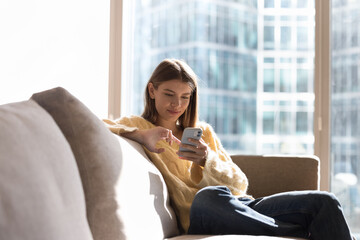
[124,0,314,156]
[280,69,292,92]
[296,112,308,135]
[298,0,309,8]
[263,111,275,134]
[331,0,360,236]
[281,26,292,50]
[264,69,275,92]
[297,26,309,50]
[279,111,291,134]
[297,69,309,92]
[264,57,274,63]
[264,0,274,8]
[264,26,275,50]
[281,0,292,8]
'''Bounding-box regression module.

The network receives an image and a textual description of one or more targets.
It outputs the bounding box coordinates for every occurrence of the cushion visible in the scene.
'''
[31,87,179,240]
[0,100,93,240]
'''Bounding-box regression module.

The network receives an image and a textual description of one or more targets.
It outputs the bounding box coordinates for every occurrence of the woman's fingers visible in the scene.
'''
[171,135,181,145]
[143,127,181,154]
[177,138,208,167]
[159,128,180,145]
[154,147,165,153]
[180,138,206,151]
[178,151,206,166]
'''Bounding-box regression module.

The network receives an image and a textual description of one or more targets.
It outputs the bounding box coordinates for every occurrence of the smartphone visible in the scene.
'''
[179,127,203,153]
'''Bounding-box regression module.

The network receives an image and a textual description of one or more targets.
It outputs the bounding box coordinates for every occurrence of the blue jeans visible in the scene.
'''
[188,186,353,240]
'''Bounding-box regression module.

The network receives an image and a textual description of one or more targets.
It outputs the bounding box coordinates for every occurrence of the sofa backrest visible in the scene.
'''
[31,87,179,240]
[232,155,320,199]
[0,100,93,240]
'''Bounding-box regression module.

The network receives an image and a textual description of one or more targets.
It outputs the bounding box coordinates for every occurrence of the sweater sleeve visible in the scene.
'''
[102,116,144,135]
[196,123,249,197]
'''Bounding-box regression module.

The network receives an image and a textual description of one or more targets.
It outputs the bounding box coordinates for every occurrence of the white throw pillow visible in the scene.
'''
[0,100,93,240]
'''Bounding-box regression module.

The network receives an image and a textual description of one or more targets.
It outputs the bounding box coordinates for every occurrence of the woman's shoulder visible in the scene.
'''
[120,115,144,122]
[196,121,213,130]
[117,115,155,128]
[196,121,216,137]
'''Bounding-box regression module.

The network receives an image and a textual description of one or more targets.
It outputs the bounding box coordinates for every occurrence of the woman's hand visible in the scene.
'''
[177,138,209,167]
[140,127,181,153]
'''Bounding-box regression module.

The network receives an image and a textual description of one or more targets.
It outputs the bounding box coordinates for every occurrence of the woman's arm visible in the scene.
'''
[122,127,181,153]
[104,117,181,153]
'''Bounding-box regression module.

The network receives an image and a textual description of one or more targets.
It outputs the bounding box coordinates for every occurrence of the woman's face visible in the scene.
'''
[148,79,192,125]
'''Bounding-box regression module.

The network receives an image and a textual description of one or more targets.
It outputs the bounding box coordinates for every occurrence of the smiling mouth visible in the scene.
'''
[167,110,181,115]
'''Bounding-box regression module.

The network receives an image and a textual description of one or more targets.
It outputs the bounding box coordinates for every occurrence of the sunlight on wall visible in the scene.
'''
[0,0,110,118]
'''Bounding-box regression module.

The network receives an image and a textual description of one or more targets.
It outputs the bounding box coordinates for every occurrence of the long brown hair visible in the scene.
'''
[142,59,199,129]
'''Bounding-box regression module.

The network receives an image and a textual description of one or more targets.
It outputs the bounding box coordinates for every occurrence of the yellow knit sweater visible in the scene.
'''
[103,116,249,232]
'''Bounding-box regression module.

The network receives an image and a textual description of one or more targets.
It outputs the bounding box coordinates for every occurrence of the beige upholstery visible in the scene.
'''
[0,87,320,240]
[231,155,319,198]
[31,87,179,240]
[0,100,93,240]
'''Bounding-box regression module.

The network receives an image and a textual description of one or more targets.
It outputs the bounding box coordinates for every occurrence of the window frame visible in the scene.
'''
[108,0,332,191]
[108,0,122,120]
[314,0,331,191]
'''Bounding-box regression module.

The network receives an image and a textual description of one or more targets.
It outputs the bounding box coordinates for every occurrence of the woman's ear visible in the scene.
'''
[148,82,155,99]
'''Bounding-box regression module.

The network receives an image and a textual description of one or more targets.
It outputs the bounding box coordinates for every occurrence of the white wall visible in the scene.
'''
[0,0,110,118]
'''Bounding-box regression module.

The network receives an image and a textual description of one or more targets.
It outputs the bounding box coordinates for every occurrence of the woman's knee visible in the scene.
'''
[314,191,339,203]
[195,186,231,199]
[191,186,233,213]
[308,191,341,210]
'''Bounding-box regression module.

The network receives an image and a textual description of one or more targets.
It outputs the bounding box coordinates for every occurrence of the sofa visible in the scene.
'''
[0,87,320,240]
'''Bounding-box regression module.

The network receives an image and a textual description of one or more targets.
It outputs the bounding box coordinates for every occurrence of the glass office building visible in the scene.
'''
[331,0,360,232]
[128,0,315,155]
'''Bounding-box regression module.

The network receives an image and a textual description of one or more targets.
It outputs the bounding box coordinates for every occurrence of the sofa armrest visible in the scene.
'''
[231,155,320,199]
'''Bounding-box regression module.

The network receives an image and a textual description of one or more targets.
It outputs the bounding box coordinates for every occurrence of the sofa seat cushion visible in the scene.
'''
[0,100,93,240]
[31,87,179,240]
[167,235,307,240]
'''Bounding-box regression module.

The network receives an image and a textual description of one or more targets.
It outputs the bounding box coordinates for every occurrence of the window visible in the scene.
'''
[331,0,360,233]
[119,0,359,236]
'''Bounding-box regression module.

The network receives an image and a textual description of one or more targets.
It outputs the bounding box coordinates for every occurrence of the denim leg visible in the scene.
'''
[188,186,307,238]
[188,186,352,240]
[248,190,353,240]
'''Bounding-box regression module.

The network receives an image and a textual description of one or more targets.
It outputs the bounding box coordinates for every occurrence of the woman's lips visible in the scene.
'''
[167,109,181,115]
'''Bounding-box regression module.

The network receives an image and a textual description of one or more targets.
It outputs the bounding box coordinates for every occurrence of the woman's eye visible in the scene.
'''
[165,93,173,97]
[182,96,189,100]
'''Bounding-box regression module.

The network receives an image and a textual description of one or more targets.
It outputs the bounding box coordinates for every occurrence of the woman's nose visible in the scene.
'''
[171,98,181,107]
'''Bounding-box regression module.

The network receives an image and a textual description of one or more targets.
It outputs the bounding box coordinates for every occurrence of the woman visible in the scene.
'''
[104,59,354,239]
